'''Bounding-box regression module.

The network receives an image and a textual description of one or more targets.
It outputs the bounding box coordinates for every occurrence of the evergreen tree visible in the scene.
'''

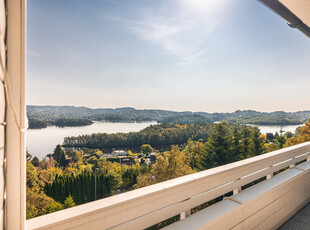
[240,127,254,159]
[86,173,92,201]
[54,145,65,163]
[252,127,264,156]
[76,175,83,204]
[274,131,280,140]
[64,195,76,209]
[31,156,40,167]
[59,152,67,167]
[277,127,286,148]
[232,125,242,161]
[200,122,233,169]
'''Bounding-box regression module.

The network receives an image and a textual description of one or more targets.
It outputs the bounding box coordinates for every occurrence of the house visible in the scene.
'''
[119,157,134,166]
[111,150,128,157]
[101,153,114,158]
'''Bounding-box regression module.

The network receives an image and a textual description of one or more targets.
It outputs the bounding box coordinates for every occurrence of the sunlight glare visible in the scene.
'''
[179,0,229,16]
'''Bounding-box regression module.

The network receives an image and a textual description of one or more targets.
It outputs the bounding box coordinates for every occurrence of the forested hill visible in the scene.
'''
[27,105,310,129]
[63,123,214,149]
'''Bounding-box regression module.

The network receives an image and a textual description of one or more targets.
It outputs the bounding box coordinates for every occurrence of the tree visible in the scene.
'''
[200,122,233,169]
[64,195,76,209]
[31,156,40,167]
[141,144,153,155]
[26,149,32,161]
[39,157,50,170]
[285,119,310,147]
[252,127,264,156]
[232,125,242,161]
[296,119,310,143]
[266,133,274,142]
[59,152,67,167]
[284,131,293,139]
[277,127,286,148]
[54,145,65,163]
[26,160,61,219]
[92,149,103,158]
[183,140,204,170]
[45,201,63,213]
[240,127,254,159]
[135,146,194,188]
[66,150,83,164]
[26,189,60,219]
[26,161,44,193]
[264,142,279,153]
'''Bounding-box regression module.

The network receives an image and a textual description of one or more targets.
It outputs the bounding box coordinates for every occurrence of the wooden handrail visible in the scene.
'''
[26,142,310,230]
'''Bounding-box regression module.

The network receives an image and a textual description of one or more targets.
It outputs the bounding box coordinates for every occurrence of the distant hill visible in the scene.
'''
[158,114,212,124]
[26,105,310,129]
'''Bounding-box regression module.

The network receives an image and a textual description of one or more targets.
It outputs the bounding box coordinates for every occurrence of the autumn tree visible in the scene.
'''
[141,144,153,155]
[183,139,204,170]
[285,119,310,147]
[92,149,103,158]
[135,146,194,188]
[66,150,83,164]
[26,160,62,219]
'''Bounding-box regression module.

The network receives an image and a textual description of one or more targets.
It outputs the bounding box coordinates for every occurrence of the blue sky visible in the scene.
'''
[27,0,310,112]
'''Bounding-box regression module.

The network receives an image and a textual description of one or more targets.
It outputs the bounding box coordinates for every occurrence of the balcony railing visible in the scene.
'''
[26,142,310,230]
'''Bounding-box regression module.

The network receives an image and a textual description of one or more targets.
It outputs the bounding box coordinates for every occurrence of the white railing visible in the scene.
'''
[27,142,310,230]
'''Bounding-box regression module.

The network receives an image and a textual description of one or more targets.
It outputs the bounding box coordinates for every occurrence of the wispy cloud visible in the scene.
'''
[129,18,210,64]
[103,0,228,65]
[28,48,41,57]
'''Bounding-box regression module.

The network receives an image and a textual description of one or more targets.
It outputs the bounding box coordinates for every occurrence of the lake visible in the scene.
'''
[247,124,302,135]
[27,122,302,159]
[26,121,157,159]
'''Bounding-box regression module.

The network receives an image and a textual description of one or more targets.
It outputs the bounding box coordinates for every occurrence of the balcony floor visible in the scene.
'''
[278,202,310,230]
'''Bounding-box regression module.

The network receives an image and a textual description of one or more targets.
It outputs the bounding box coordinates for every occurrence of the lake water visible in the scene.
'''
[26,121,157,159]
[27,122,302,159]
[247,124,302,135]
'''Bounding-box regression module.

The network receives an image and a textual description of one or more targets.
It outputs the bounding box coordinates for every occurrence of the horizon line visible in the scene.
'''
[26,104,310,114]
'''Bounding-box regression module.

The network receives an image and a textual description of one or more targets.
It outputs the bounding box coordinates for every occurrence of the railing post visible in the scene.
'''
[180,210,191,220]
[266,165,273,179]
[267,173,273,179]
[233,178,241,195]
[233,187,241,195]
[289,157,296,168]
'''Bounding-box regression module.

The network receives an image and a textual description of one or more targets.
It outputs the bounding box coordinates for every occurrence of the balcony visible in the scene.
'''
[26,142,310,230]
[2,0,310,229]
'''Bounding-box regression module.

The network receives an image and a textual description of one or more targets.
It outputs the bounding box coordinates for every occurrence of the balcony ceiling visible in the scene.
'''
[259,0,310,38]
[280,0,310,26]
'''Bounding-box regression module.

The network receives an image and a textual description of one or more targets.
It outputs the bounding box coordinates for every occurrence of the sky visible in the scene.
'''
[27,0,310,113]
